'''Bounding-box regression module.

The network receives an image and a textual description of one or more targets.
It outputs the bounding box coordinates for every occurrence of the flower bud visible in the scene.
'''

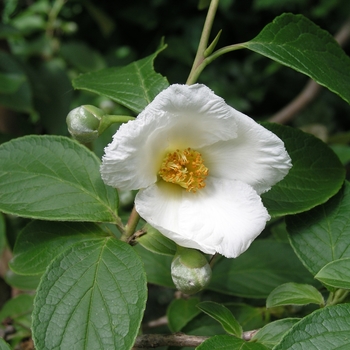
[171,246,212,295]
[66,105,105,143]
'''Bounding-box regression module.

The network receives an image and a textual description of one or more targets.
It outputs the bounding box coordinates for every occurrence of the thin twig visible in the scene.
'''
[268,18,350,124]
[143,316,168,329]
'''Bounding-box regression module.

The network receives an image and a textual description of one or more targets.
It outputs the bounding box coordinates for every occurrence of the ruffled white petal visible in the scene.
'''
[200,109,292,195]
[135,178,270,258]
[100,84,238,190]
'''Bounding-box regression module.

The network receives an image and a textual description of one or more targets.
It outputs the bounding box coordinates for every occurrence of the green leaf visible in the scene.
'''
[60,41,106,73]
[330,145,350,165]
[251,318,300,349]
[29,59,73,135]
[197,301,242,337]
[32,238,147,350]
[315,258,350,289]
[243,13,350,104]
[73,44,169,113]
[137,224,177,256]
[0,338,11,350]
[183,303,266,337]
[0,294,34,323]
[197,335,269,350]
[135,244,175,288]
[5,270,40,290]
[266,283,324,308]
[0,135,120,223]
[261,123,345,217]
[0,212,5,254]
[167,298,201,332]
[274,304,350,349]
[10,221,108,275]
[287,181,350,276]
[209,240,315,298]
[0,71,26,94]
[0,50,32,112]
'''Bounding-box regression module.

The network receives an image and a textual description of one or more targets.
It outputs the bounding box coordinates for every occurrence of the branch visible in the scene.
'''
[133,333,209,348]
[268,17,350,124]
[133,330,259,348]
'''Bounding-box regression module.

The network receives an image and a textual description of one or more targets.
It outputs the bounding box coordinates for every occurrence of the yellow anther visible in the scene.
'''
[158,148,208,192]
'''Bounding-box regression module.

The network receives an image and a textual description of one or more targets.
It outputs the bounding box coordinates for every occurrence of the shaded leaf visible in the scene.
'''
[167,298,201,332]
[137,224,176,256]
[197,301,242,337]
[287,181,350,276]
[0,294,34,323]
[135,244,174,288]
[209,240,315,298]
[261,123,345,217]
[197,335,269,350]
[0,50,32,112]
[5,270,40,290]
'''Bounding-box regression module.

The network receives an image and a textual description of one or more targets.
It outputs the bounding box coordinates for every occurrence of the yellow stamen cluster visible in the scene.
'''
[158,148,209,192]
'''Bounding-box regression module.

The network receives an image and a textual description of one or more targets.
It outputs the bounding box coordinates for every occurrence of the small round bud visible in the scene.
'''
[171,247,212,295]
[66,105,105,143]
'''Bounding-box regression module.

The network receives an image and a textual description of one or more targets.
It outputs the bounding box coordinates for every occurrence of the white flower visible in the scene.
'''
[101,84,292,258]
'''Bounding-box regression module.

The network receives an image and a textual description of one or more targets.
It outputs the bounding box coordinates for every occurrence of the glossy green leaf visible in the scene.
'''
[266,283,324,308]
[0,339,11,350]
[209,240,315,298]
[10,221,108,275]
[135,244,174,288]
[167,298,201,332]
[73,44,169,113]
[243,13,350,104]
[287,181,350,276]
[0,135,120,223]
[137,224,176,256]
[197,335,269,350]
[197,301,242,337]
[261,123,345,217]
[252,318,300,349]
[32,238,147,350]
[274,304,350,350]
[315,258,350,289]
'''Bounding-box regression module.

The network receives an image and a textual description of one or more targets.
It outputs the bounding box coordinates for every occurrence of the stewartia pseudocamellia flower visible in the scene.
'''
[101,84,292,258]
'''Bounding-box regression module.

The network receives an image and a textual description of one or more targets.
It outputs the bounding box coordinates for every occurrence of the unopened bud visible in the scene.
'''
[66,105,105,143]
[171,246,212,295]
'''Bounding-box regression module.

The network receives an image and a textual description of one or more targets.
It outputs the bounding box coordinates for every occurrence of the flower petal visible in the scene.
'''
[100,84,237,190]
[135,178,270,258]
[201,111,292,195]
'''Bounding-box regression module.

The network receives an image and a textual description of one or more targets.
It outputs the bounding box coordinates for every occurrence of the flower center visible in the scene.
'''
[158,148,208,192]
